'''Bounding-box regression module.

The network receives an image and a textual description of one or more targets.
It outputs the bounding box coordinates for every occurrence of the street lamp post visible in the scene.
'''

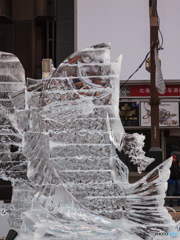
[148,0,162,169]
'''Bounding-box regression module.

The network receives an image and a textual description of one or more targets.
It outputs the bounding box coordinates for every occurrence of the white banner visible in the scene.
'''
[141,102,179,127]
[155,48,166,94]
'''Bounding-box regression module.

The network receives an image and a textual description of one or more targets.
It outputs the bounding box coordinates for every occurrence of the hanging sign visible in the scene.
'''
[154,47,166,94]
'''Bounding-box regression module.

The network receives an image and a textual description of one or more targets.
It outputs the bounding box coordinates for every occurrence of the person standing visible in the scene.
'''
[168,155,180,207]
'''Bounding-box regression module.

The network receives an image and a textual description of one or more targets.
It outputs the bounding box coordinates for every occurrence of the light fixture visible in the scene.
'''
[145,57,161,72]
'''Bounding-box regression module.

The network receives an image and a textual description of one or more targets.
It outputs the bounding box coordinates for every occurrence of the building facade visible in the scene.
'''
[0,0,74,78]
[119,80,180,181]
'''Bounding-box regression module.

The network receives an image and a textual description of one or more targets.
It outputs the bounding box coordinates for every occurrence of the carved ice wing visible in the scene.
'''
[124,157,175,238]
[22,131,112,226]
[20,42,121,223]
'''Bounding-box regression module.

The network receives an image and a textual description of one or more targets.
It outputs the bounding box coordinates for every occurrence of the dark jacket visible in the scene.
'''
[170,161,180,181]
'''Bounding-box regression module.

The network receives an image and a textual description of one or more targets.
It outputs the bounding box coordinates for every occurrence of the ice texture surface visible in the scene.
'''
[121,133,155,174]
[0,52,35,230]
[0,45,176,239]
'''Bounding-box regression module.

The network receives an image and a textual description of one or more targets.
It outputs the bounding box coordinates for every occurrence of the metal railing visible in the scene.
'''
[165,196,180,222]
[166,206,178,222]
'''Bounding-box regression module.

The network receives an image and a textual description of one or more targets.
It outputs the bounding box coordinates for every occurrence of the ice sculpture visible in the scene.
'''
[0,52,35,229]
[121,133,154,174]
[0,44,178,240]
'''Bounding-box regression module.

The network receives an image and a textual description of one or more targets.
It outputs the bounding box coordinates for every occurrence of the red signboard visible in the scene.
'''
[130,85,180,97]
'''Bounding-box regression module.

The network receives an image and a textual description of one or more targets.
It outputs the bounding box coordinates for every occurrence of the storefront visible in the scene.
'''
[119,80,180,177]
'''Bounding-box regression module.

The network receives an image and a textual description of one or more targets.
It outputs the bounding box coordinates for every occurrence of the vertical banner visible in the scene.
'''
[155,47,166,94]
[119,102,139,126]
[141,102,179,126]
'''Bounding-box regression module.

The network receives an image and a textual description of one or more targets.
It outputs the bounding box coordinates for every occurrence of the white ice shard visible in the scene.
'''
[0,44,177,240]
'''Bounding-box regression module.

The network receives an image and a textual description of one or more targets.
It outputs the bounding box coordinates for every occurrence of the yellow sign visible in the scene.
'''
[120,103,136,117]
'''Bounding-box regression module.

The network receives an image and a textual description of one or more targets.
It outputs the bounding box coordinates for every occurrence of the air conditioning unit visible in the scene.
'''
[42,59,55,79]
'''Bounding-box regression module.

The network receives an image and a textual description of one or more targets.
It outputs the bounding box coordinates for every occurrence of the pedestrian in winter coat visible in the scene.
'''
[168,155,180,207]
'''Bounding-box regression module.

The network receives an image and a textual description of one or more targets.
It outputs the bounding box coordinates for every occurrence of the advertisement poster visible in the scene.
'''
[119,102,139,126]
[140,102,179,127]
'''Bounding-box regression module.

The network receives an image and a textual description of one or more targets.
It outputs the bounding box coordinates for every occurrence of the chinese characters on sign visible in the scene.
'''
[139,87,150,94]
[130,85,180,97]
